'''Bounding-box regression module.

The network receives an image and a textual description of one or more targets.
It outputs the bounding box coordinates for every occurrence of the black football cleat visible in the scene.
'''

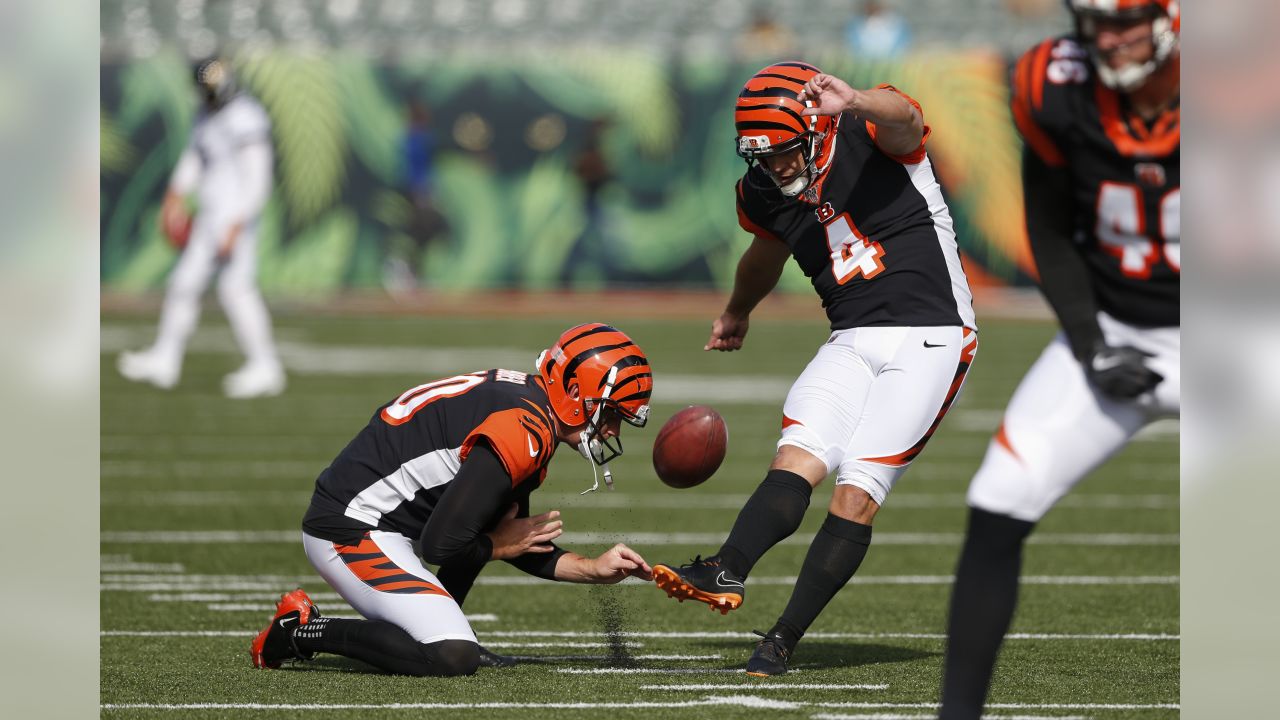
[652,555,744,614]
[251,589,320,669]
[745,629,791,677]
[477,645,518,668]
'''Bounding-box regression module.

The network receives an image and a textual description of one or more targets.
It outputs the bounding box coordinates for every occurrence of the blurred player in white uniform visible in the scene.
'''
[117,58,285,398]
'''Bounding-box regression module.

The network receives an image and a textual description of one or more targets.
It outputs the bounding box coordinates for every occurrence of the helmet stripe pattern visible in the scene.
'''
[537,323,653,429]
[735,61,840,198]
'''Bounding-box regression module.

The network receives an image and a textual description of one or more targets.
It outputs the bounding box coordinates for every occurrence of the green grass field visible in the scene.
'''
[101,309,1178,719]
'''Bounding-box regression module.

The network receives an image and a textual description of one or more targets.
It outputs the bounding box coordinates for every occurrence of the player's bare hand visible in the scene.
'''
[487,504,563,560]
[591,543,653,584]
[797,74,861,117]
[705,312,749,351]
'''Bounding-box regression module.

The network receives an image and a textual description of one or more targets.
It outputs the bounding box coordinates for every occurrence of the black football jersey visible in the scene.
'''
[1012,35,1179,327]
[735,87,976,331]
[301,369,558,543]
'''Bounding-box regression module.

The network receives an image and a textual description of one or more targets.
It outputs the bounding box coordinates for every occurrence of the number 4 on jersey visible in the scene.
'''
[824,212,886,284]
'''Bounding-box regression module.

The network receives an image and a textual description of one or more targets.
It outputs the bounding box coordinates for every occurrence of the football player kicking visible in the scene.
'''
[251,324,655,676]
[652,63,977,676]
[939,2,1180,717]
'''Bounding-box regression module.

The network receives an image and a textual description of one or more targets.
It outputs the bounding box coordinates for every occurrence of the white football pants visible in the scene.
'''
[967,312,1179,522]
[151,214,280,370]
[303,530,478,645]
[779,325,978,505]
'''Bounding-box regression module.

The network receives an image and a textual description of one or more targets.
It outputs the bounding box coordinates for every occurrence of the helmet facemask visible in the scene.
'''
[739,130,831,197]
[1073,3,1179,92]
[575,366,650,494]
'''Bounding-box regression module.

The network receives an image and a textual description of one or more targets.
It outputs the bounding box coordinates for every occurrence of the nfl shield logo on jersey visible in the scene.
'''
[1135,162,1167,188]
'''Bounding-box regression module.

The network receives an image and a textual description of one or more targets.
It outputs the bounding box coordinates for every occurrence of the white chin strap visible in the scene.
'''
[778,174,810,197]
[578,366,619,495]
[578,450,613,495]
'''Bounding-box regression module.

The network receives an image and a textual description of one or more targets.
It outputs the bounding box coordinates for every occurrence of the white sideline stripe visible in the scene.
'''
[99,701,1178,711]
[478,631,1179,641]
[818,704,1177,711]
[99,489,1178,510]
[508,654,721,662]
[99,325,1180,427]
[101,574,1179,591]
[98,700,768,711]
[100,562,186,573]
[99,630,1177,641]
[557,667,794,675]
[99,530,1178,547]
[811,716,1092,720]
[642,683,888,691]
[488,641,645,649]
[100,454,1176,479]
[200,602,501,620]
[103,631,254,637]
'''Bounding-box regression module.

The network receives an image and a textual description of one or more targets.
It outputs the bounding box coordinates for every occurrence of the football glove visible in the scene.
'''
[1085,343,1163,399]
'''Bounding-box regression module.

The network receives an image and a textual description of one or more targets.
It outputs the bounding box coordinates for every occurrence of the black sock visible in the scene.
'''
[717,470,812,579]
[939,507,1035,720]
[293,617,479,677]
[775,512,873,651]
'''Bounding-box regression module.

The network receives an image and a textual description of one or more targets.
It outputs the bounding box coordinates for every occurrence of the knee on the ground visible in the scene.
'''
[421,639,479,677]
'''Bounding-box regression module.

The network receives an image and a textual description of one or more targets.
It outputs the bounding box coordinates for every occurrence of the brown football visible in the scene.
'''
[652,405,728,489]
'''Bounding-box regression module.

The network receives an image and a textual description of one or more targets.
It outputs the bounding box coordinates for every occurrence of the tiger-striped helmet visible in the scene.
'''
[735,61,839,197]
[536,324,652,479]
[1067,0,1180,91]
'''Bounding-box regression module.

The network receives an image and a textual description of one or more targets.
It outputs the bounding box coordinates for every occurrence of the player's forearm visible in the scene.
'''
[849,88,920,130]
[725,243,785,316]
[1023,151,1103,360]
[505,545,567,581]
[549,552,599,583]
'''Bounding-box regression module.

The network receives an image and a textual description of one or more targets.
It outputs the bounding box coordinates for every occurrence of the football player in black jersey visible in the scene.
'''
[651,62,977,676]
[939,2,1180,717]
[250,324,655,676]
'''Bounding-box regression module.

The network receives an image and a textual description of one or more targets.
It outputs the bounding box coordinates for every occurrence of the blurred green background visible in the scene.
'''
[101,49,1033,296]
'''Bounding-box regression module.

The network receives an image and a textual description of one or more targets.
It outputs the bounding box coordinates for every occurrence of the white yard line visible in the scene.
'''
[557,667,791,675]
[100,630,1178,641]
[812,715,1093,720]
[94,327,1181,437]
[816,704,1178,711]
[642,683,888,691]
[508,654,722,662]
[99,489,1178,510]
[100,574,1179,592]
[99,529,1179,547]
[99,700,1178,711]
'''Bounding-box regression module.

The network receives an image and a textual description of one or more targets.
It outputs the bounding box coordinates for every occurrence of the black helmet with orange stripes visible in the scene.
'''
[735,62,839,197]
[1067,0,1180,91]
[536,324,652,490]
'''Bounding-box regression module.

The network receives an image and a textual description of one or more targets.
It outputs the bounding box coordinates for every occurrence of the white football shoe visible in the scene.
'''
[223,362,286,399]
[117,350,180,390]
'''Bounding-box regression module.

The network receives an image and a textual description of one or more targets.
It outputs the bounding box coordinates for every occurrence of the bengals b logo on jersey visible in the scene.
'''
[815,202,836,223]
